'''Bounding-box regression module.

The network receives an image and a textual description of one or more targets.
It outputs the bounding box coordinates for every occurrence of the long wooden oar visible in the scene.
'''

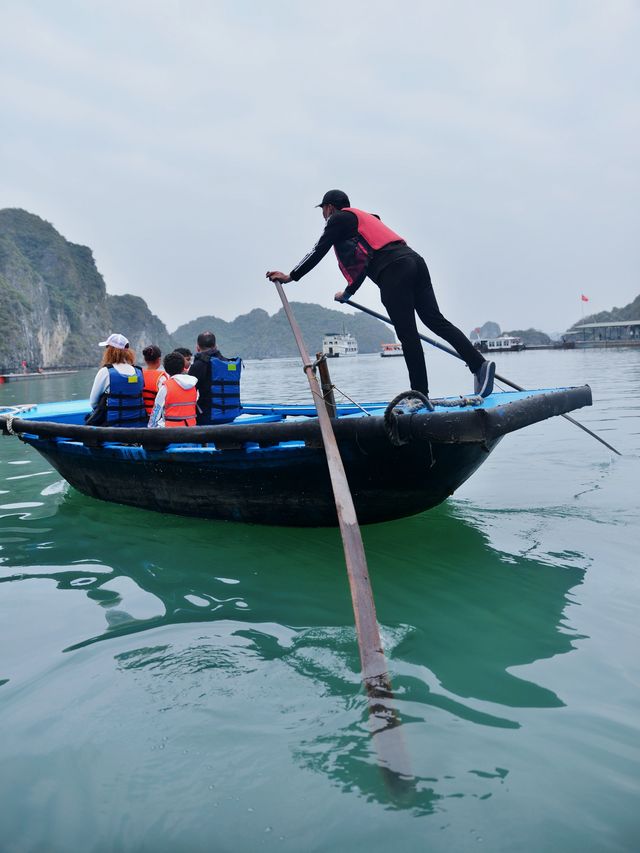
[345,297,622,456]
[275,282,392,697]
[276,284,416,784]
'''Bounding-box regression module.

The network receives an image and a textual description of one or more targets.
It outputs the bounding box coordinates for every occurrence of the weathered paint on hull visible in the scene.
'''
[27,434,499,526]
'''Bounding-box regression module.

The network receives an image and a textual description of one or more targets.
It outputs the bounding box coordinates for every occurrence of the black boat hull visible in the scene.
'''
[26,432,500,526]
[1,385,592,526]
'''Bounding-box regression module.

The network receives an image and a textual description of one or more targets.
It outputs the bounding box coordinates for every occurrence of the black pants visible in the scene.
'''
[377,253,484,396]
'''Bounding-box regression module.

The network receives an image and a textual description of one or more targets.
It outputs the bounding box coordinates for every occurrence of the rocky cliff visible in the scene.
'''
[0,209,175,370]
[106,294,176,357]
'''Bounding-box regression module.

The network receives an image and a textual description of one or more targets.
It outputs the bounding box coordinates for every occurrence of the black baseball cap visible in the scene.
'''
[316,189,350,209]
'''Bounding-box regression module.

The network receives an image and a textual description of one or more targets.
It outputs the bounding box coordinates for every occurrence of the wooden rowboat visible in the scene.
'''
[0,386,591,526]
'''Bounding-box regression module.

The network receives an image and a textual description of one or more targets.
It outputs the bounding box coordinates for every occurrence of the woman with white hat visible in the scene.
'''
[87,333,147,427]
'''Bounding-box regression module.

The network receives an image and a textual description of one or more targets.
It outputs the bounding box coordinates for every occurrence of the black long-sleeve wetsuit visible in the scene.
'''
[289,210,483,396]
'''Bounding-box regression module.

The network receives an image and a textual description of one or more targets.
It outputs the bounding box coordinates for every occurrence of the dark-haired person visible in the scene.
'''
[174,347,193,368]
[148,351,198,428]
[188,331,242,425]
[141,344,168,417]
[267,189,495,398]
[87,333,147,427]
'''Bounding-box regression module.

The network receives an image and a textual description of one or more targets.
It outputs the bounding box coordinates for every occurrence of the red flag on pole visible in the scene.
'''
[581,294,589,302]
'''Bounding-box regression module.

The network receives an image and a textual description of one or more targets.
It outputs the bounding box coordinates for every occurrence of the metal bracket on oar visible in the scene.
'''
[343,298,622,457]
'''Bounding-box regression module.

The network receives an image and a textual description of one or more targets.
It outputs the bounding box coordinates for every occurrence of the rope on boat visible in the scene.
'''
[331,386,372,416]
[0,403,37,418]
[383,391,434,446]
[429,394,484,408]
[309,353,373,417]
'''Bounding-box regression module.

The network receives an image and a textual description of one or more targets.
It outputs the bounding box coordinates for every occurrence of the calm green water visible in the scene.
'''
[1,349,638,852]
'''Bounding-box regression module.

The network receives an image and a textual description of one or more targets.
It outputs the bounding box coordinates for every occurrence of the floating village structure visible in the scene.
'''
[563,320,640,347]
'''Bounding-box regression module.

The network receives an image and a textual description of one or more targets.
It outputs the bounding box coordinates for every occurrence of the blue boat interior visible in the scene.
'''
[0,389,572,458]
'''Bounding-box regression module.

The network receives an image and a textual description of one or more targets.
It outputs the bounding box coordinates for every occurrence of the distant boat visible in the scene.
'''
[473,335,525,353]
[322,332,358,358]
[0,369,78,385]
[380,343,403,357]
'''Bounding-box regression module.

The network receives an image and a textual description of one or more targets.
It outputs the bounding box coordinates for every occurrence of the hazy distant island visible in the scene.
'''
[1,208,638,370]
[470,321,553,346]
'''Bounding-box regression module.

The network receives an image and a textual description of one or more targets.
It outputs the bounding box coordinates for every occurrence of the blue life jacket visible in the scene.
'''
[106,365,147,427]
[209,357,242,423]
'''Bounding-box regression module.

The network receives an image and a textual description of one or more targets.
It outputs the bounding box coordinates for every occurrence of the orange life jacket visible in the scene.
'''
[142,368,166,415]
[164,377,197,428]
[334,208,405,287]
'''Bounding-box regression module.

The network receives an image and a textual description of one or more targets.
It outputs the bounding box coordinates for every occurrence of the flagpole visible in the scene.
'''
[580,293,589,320]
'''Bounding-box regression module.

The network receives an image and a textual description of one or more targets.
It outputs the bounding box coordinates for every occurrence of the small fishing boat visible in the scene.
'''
[380,343,403,357]
[0,385,591,527]
[322,332,358,358]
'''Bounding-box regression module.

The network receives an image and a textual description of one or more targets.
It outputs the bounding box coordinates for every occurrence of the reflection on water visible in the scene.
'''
[0,483,587,815]
[2,489,584,701]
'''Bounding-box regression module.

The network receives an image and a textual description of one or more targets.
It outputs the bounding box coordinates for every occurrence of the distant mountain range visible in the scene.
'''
[172,304,391,359]
[0,208,390,370]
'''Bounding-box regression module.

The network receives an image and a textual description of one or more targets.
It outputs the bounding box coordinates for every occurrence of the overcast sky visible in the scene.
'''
[1,0,638,335]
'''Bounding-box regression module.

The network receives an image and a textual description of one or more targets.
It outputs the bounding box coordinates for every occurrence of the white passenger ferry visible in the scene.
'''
[322,332,358,358]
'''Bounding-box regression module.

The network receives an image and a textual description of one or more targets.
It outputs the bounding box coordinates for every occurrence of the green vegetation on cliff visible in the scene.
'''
[0,209,176,370]
[107,294,176,357]
[172,303,393,358]
[0,209,110,367]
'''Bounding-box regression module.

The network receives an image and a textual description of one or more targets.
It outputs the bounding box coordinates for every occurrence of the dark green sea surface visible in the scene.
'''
[1,349,638,852]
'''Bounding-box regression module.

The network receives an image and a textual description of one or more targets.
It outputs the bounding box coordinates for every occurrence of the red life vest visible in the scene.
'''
[142,368,166,416]
[164,377,197,428]
[334,208,405,286]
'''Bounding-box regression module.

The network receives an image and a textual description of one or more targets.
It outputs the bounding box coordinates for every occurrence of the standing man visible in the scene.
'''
[266,189,495,398]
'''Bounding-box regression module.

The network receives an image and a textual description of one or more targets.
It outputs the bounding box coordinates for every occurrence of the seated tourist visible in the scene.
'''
[87,333,146,427]
[188,331,242,425]
[141,344,167,417]
[174,347,193,368]
[148,351,199,428]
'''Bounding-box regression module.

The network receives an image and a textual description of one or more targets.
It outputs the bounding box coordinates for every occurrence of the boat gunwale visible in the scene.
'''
[0,386,592,451]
